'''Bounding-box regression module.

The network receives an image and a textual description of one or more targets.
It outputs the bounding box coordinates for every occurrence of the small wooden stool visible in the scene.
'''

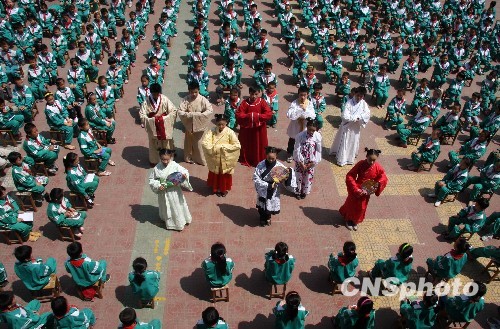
[417,161,435,172]
[444,193,459,203]
[30,274,61,302]
[210,285,229,303]
[69,193,88,211]
[269,283,287,299]
[446,321,470,328]
[56,225,77,242]
[459,231,475,241]
[16,191,38,212]
[0,229,23,245]
[84,158,100,173]
[33,162,48,176]
[331,281,342,295]
[93,130,108,146]
[0,130,17,146]
[139,299,155,309]
[408,132,422,146]
[49,130,64,145]
[483,259,499,283]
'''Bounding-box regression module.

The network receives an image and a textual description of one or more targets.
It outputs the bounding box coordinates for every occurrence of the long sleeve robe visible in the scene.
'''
[202,126,241,175]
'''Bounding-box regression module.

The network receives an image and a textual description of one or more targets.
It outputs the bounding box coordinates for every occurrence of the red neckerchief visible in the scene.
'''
[230,97,240,109]
[70,258,85,267]
[87,129,95,140]
[338,255,352,266]
[449,249,464,260]
[55,305,72,320]
[22,162,33,175]
[424,138,436,149]
[265,90,277,104]
[71,68,78,80]
[122,323,137,329]
[151,64,160,74]
[260,38,266,48]
[306,73,315,86]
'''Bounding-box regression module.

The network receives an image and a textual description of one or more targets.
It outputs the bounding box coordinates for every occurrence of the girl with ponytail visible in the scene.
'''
[273,291,309,328]
[128,257,160,306]
[202,243,234,288]
[333,296,375,329]
[368,243,414,285]
[265,242,296,285]
[328,241,359,285]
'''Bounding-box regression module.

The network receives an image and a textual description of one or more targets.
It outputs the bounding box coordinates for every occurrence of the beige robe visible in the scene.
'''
[202,127,241,175]
[139,94,178,164]
[178,95,213,165]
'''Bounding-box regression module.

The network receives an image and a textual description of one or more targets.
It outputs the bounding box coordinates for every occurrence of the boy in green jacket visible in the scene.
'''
[51,296,96,328]
[426,238,470,281]
[397,105,431,148]
[11,77,36,123]
[448,131,489,167]
[466,161,499,203]
[14,245,57,291]
[0,186,32,240]
[264,242,295,285]
[408,129,441,171]
[400,293,438,329]
[0,291,53,328]
[429,158,470,207]
[434,104,460,136]
[77,119,115,176]
[8,152,47,204]
[120,307,162,329]
[196,307,228,329]
[385,89,406,129]
[371,65,390,109]
[443,198,489,240]
[22,123,60,174]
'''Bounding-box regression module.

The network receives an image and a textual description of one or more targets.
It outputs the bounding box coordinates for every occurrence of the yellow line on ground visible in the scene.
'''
[163,238,170,256]
[154,240,159,254]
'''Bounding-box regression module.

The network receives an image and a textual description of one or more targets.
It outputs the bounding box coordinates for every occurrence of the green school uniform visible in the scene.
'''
[65,254,108,287]
[66,164,99,198]
[447,205,486,238]
[310,94,326,129]
[196,319,228,329]
[264,252,295,285]
[122,319,162,329]
[471,110,500,139]
[328,252,359,283]
[26,65,48,101]
[372,74,391,107]
[470,245,499,261]
[148,47,169,68]
[445,295,484,323]
[444,79,465,107]
[76,49,98,82]
[219,67,240,88]
[387,45,403,73]
[401,60,419,90]
[412,137,440,167]
[14,257,57,291]
[448,137,487,167]
[325,55,343,83]
[51,34,69,66]
[0,196,31,239]
[11,161,47,194]
[11,85,35,122]
[224,98,240,130]
[263,92,279,126]
[146,65,165,86]
[400,300,437,329]
[292,52,309,80]
[95,85,116,114]
[396,112,431,144]
[55,87,77,117]
[201,257,234,288]
[333,307,375,329]
[430,60,451,89]
[426,251,467,279]
[0,106,24,135]
[45,100,76,145]
[0,300,53,329]
[54,306,96,329]
[105,67,126,99]
[23,134,59,167]
[85,103,115,140]
[67,66,87,101]
[37,52,58,82]
[410,86,430,114]
[0,262,6,283]
[273,302,309,329]
[187,71,210,97]
[371,255,413,285]
[47,197,86,227]
[466,164,500,201]
[434,112,459,135]
[128,270,160,301]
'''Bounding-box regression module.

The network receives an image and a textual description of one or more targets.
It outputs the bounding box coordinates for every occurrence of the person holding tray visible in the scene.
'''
[253,146,296,226]
[149,148,193,231]
[339,148,388,231]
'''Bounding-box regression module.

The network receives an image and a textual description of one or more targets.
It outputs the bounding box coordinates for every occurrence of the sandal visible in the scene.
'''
[97,171,111,176]
[108,161,116,166]
[64,145,76,150]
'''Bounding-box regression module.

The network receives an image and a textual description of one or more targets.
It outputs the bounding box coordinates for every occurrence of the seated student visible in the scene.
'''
[448,130,489,168]
[0,186,34,241]
[51,296,96,328]
[251,49,270,80]
[223,88,240,130]
[0,97,24,139]
[187,61,210,98]
[136,75,151,110]
[426,237,470,281]
[427,89,443,120]
[368,243,414,286]
[202,242,234,288]
[223,43,243,74]
[120,307,161,329]
[105,57,125,101]
[67,58,87,103]
[336,72,351,99]
[219,22,237,59]
[400,293,438,329]
[397,105,432,148]
[65,242,110,301]
[434,103,461,137]
[55,79,83,121]
[443,72,466,108]
[466,160,499,204]
[63,152,99,207]
[44,92,77,150]
[385,89,406,130]
[77,119,115,177]
[11,77,36,123]
[291,45,309,83]
[333,296,375,329]
[85,93,116,144]
[408,129,441,171]
[0,291,53,328]
[8,151,47,204]
[46,188,86,238]
[255,62,277,91]
[470,105,500,140]
[462,93,481,132]
[370,64,390,109]
[216,60,241,105]
[22,123,60,174]
[401,52,419,91]
[75,41,99,83]
[325,47,343,85]
[297,65,318,92]
[94,76,116,117]
[430,54,451,89]
[196,307,228,329]
[128,257,160,306]
[328,241,359,285]
[443,198,489,240]
[26,56,49,101]
[409,79,430,115]
[429,158,470,207]
[13,245,57,291]
[264,242,295,285]
[441,281,486,325]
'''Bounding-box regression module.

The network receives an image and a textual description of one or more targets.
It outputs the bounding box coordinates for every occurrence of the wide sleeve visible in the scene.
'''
[235,101,249,127]
[253,165,270,199]
[148,168,161,193]
[375,163,388,197]
[360,102,371,127]
[305,101,316,119]
[224,129,241,152]
[345,162,363,195]
[286,102,302,120]
[164,97,178,117]
[201,129,214,157]
[139,101,149,125]
[341,102,357,122]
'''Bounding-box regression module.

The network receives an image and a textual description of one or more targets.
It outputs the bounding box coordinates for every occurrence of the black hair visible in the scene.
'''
[313,82,323,90]
[365,148,382,157]
[356,86,367,96]
[66,242,83,259]
[108,56,117,65]
[298,86,309,94]
[202,307,220,326]
[14,245,32,262]
[158,148,175,157]
[248,86,258,94]
[284,291,301,321]
[0,292,14,310]
[150,83,162,93]
[355,296,374,329]
[45,188,64,203]
[188,81,200,91]
[119,308,137,325]
[215,114,228,122]
[7,151,22,164]
[475,198,489,210]
[265,146,279,154]
[63,153,79,172]
[210,242,228,273]
[273,242,289,261]
[343,241,357,262]
[132,257,148,284]
[471,281,487,299]
[306,118,318,128]
[422,292,438,308]
[454,238,471,254]
[77,118,89,128]
[51,296,68,317]
[398,243,414,264]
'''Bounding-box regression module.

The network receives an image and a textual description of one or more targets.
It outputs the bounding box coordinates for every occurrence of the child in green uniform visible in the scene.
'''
[430,54,451,89]
[0,98,24,138]
[418,39,436,73]
[37,45,58,86]
[408,129,441,171]
[216,60,240,105]
[370,65,390,109]
[196,307,228,329]
[76,41,99,83]
[429,158,470,207]
[46,188,86,237]
[106,57,126,100]
[202,243,234,288]
[401,53,419,91]
[310,83,326,130]
[442,281,486,325]
[55,79,83,121]
[265,242,296,285]
[471,106,500,139]
[297,65,317,92]
[328,241,358,285]
[325,47,343,84]
[22,123,60,174]
[385,89,407,129]
[26,56,48,101]
[0,186,33,240]
[443,198,489,239]
[0,262,6,286]
[426,237,470,281]
[479,71,498,114]
[65,242,110,300]
[14,245,57,291]
[120,307,162,329]
[85,93,116,143]
[51,296,96,328]
[67,58,87,103]
[443,72,466,108]
[387,37,403,73]
[462,92,481,131]
[400,293,438,329]
[0,291,53,328]
[333,296,375,329]
[128,257,160,305]
[368,243,413,285]
[256,63,278,92]
[292,45,309,83]
[434,104,460,136]
[273,291,309,329]
[44,93,77,149]
[397,105,431,148]
[224,88,240,130]
[466,161,500,203]
[8,152,47,203]
[263,82,279,128]
[448,131,489,167]
[427,89,443,120]
[63,152,99,207]
[336,73,351,103]
[408,79,429,115]
[95,76,116,117]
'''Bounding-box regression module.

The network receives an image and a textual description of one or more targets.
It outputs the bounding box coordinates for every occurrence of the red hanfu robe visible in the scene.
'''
[339,160,388,224]
[236,97,272,167]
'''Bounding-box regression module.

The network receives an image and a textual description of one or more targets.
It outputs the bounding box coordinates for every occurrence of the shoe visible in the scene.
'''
[295,194,301,200]
[286,156,293,163]
[104,274,111,282]
[221,191,228,197]
[300,194,306,199]
[97,60,102,65]
[353,225,358,231]
[481,235,493,241]
[400,143,408,148]
[215,192,221,197]
[271,124,276,128]
[427,193,436,198]
[345,222,353,230]
[434,201,441,207]
[296,83,300,88]
[124,80,129,84]
[48,168,57,175]
[165,61,169,66]
[131,62,136,67]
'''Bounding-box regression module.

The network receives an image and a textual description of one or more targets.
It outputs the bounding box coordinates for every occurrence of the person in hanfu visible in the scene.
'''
[178,82,213,165]
[139,83,177,165]
[286,86,315,163]
[339,148,388,231]
[329,87,370,167]
[202,114,241,197]
[253,146,296,227]
[368,243,414,286]
[328,241,359,286]
[149,148,193,231]
[292,118,322,200]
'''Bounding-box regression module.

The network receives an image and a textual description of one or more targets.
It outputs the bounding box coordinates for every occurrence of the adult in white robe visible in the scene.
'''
[149,150,193,231]
[286,87,316,161]
[330,88,371,166]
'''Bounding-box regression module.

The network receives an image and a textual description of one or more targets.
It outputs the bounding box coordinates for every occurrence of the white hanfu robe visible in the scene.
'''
[149,161,193,231]
[293,131,322,195]
[286,100,316,139]
[329,98,370,166]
